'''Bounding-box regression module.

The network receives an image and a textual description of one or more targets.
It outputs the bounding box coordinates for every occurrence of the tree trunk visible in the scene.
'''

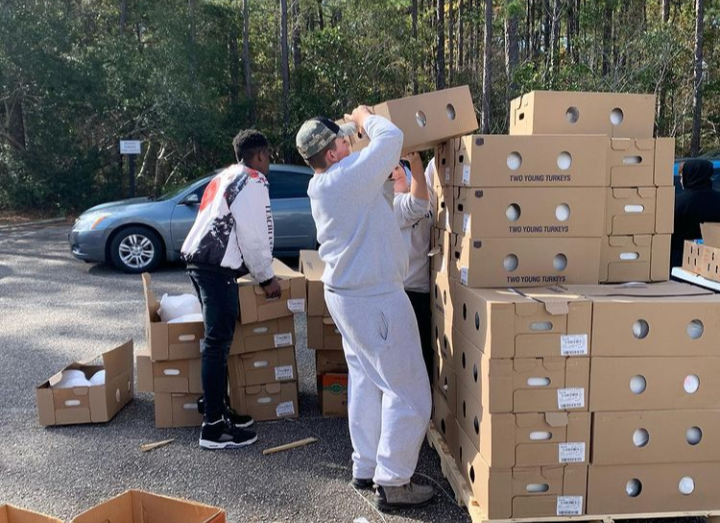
[458,0,464,70]
[281,0,291,161]
[120,0,127,34]
[662,0,670,23]
[504,5,519,99]
[691,0,704,156]
[448,0,455,84]
[566,0,574,63]
[243,0,253,120]
[291,0,301,70]
[317,0,324,30]
[542,0,550,54]
[230,25,239,106]
[436,0,446,89]
[601,0,612,77]
[412,0,419,94]
[657,0,671,134]
[482,0,492,133]
[548,0,561,87]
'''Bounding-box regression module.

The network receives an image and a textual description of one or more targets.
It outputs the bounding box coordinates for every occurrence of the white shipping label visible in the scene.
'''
[274,365,294,381]
[559,442,586,463]
[460,267,468,286]
[560,334,588,356]
[444,167,451,183]
[463,213,471,233]
[556,496,583,516]
[276,401,295,417]
[557,388,585,410]
[462,164,471,185]
[274,333,293,347]
[287,299,306,313]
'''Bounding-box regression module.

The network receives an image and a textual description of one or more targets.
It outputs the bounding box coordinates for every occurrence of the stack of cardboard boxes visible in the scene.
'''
[682,223,720,283]
[300,250,349,417]
[137,260,305,427]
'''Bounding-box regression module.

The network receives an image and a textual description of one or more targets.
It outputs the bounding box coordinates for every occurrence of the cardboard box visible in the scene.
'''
[434,188,453,231]
[605,187,674,235]
[299,250,330,317]
[457,380,591,467]
[307,316,342,351]
[229,382,299,421]
[607,137,675,187]
[136,353,202,394]
[451,285,591,359]
[229,316,295,355]
[702,222,720,247]
[599,234,670,283]
[0,505,61,523]
[450,234,601,288]
[682,240,703,275]
[590,357,720,411]
[429,229,450,273]
[71,490,225,523]
[699,244,720,281]
[563,280,713,298]
[587,291,720,357]
[432,388,458,463]
[432,310,455,367]
[318,373,348,417]
[434,349,456,415]
[509,90,655,138]
[452,330,590,413]
[142,273,204,361]
[227,347,297,388]
[372,86,478,153]
[430,270,454,318]
[434,140,458,187]
[587,463,720,515]
[455,134,607,188]
[592,410,720,465]
[237,259,306,324]
[454,187,606,238]
[315,350,347,374]
[37,340,134,426]
[456,424,588,519]
[154,392,203,428]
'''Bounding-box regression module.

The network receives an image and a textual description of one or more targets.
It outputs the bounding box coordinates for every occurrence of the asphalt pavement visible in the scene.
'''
[0,222,469,523]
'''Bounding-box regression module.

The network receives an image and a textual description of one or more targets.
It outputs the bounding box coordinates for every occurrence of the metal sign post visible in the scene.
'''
[120,140,142,198]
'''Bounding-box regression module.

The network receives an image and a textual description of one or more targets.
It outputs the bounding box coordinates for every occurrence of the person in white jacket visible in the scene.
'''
[391,153,435,382]
[181,129,281,449]
[296,109,433,511]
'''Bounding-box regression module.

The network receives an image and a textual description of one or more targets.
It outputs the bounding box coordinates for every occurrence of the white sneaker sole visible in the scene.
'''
[233,419,254,429]
[199,435,258,449]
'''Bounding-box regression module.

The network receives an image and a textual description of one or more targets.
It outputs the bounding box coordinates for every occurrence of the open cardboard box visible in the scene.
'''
[298,250,329,317]
[456,423,588,519]
[454,187,606,238]
[237,259,306,324]
[37,340,134,426]
[455,134,608,188]
[136,352,202,394]
[154,392,203,428]
[450,285,592,359]
[227,347,297,388]
[509,90,656,139]
[607,137,675,187]
[456,379,590,468]
[70,490,225,523]
[599,234,670,283]
[229,382,299,421]
[0,505,61,523]
[142,273,204,361]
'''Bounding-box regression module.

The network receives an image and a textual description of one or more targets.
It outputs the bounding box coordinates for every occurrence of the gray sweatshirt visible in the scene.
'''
[308,115,408,296]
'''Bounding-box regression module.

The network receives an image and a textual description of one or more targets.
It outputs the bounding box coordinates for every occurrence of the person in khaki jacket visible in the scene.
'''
[296,108,434,511]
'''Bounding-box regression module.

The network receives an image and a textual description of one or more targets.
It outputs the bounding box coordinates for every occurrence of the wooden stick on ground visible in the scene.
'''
[262,437,318,455]
[140,438,175,452]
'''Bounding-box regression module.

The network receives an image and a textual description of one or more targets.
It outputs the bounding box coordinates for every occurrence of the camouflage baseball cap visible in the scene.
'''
[296,117,357,160]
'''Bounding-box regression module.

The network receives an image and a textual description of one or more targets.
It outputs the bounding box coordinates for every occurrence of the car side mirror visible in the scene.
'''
[182,193,200,206]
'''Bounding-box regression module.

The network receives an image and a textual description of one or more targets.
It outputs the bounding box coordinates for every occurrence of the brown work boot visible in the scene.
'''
[373,482,435,511]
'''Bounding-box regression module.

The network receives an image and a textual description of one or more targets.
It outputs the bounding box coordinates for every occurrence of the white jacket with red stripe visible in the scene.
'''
[181,164,275,283]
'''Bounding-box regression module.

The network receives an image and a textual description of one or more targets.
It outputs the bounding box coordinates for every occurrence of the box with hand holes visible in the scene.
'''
[606,137,675,187]
[431,269,454,319]
[154,392,203,428]
[434,139,458,188]
[229,382,298,421]
[453,187,606,238]
[605,187,674,236]
[0,504,62,523]
[509,91,656,139]
[455,134,608,188]
[599,234,671,283]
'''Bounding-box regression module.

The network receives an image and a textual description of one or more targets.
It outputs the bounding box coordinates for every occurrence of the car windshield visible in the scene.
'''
[156,175,213,201]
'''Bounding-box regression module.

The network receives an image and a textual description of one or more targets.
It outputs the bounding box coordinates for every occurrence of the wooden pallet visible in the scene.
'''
[426,421,720,523]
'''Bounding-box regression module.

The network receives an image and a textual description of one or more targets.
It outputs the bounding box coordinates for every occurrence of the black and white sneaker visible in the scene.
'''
[225,406,254,428]
[199,418,258,450]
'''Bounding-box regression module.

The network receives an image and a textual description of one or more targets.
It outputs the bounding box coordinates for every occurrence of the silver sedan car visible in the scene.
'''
[69,164,317,273]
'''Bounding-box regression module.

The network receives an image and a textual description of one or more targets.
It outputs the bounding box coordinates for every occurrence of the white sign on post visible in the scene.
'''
[120,140,142,155]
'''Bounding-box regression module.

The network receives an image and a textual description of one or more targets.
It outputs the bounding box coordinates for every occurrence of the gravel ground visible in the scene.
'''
[0,222,469,523]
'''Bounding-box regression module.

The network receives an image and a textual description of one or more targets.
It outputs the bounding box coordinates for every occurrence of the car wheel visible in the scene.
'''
[109,227,164,273]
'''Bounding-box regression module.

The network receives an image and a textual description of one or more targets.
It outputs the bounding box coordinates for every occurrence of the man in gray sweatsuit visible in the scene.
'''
[296,107,434,511]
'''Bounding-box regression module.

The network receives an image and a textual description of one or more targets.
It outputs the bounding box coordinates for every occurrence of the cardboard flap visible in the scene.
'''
[2,504,63,523]
[515,413,545,428]
[540,300,570,316]
[141,272,159,321]
[100,340,134,380]
[298,251,325,280]
[611,187,633,199]
[701,223,720,248]
[513,359,541,373]
[634,138,656,151]
[322,317,336,326]
[562,281,713,297]
[610,138,632,151]
[544,411,570,427]
[637,187,656,198]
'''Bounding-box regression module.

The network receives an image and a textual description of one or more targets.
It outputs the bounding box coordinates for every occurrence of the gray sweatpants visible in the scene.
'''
[325,287,432,487]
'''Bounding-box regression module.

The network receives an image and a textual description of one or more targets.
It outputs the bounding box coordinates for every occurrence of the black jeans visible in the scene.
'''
[188,269,239,423]
[406,290,432,385]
